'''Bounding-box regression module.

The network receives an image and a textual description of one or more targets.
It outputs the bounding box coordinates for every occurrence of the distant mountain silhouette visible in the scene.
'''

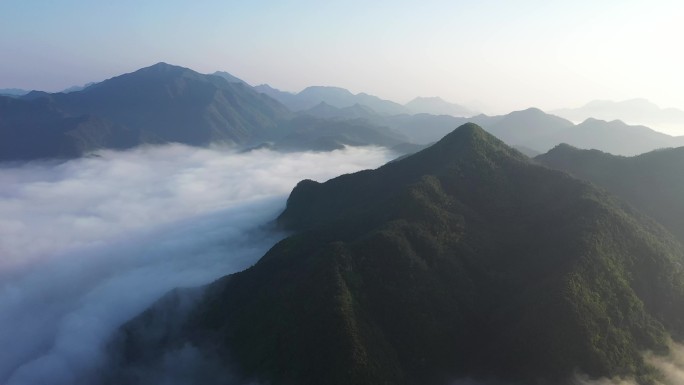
[486,107,574,145]
[109,124,684,385]
[255,84,409,115]
[552,99,684,136]
[61,82,97,93]
[0,88,30,96]
[267,115,407,152]
[212,71,250,86]
[6,65,684,161]
[301,102,380,121]
[383,108,684,156]
[533,118,684,156]
[0,63,290,160]
[0,63,418,161]
[0,96,137,160]
[405,96,476,117]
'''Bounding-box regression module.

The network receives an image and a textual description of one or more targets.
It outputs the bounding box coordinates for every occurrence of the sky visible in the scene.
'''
[1,0,683,114]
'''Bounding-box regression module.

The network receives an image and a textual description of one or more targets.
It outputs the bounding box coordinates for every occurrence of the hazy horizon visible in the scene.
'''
[2,0,683,116]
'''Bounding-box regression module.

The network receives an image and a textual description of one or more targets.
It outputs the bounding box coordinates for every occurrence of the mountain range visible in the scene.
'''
[3,63,684,162]
[0,88,30,96]
[254,84,410,115]
[0,63,410,161]
[552,99,684,136]
[382,108,684,156]
[106,124,684,385]
[405,96,476,117]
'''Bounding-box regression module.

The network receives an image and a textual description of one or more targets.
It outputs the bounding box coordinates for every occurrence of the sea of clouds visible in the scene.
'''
[0,144,395,385]
[3,143,684,385]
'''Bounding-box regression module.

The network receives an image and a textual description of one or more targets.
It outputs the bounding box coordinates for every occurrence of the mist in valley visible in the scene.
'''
[0,144,395,385]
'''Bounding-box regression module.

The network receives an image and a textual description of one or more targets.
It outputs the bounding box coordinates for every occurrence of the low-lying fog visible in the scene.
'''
[0,144,395,385]
[3,144,684,385]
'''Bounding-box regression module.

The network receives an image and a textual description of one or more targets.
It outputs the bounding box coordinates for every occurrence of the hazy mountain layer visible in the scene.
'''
[405,96,476,117]
[383,108,684,155]
[109,124,684,385]
[0,88,30,96]
[552,99,684,136]
[0,63,290,160]
[0,64,415,161]
[3,63,684,162]
[255,84,409,115]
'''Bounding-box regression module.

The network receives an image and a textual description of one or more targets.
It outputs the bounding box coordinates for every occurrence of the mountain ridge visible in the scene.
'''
[537,144,684,244]
[552,99,684,136]
[108,124,684,385]
[405,96,476,117]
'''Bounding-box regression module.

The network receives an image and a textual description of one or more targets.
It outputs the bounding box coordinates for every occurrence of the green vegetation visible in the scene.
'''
[537,144,684,244]
[114,124,684,385]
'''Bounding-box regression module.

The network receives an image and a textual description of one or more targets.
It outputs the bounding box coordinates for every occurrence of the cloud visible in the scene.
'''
[0,144,394,385]
[572,341,684,385]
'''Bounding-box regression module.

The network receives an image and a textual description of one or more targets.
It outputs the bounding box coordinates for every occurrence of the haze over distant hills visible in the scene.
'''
[109,124,684,385]
[383,107,684,156]
[254,84,410,115]
[3,63,684,163]
[405,96,476,117]
[212,71,251,86]
[552,99,684,136]
[0,88,30,96]
[0,63,289,160]
[0,63,409,161]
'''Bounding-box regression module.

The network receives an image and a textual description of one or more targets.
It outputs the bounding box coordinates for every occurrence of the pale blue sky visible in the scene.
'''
[1,0,682,113]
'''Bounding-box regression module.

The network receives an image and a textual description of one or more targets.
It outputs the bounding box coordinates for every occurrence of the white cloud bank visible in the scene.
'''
[0,144,395,385]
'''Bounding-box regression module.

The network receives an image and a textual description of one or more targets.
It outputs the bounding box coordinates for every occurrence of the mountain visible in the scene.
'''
[61,82,97,93]
[536,118,684,156]
[0,63,292,161]
[380,108,571,150]
[52,63,290,144]
[360,108,684,156]
[254,84,409,115]
[486,107,574,147]
[301,101,380,121]
[253,84,300,108]
[405,96,476,117]
[261,115,408,152]
[0,96,137,160]
[212,71,250,86]
[0,88,30,96]
[537,144,684,243]
[108,124,684,385]
[552,99,684,136]
[482,109,684,155]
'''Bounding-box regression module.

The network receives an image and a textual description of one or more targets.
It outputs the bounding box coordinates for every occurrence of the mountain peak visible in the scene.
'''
[430,122,525,162]
[409,96,446,103]
[141,62,186,72]
[514,107,545,115]
[548,142,578,153]
[114,116,684,385]
[438,122,488,144]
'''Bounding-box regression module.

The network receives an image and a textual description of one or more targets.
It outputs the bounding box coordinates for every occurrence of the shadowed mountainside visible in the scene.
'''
[537,144,684,243]
[108,124,684,385]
